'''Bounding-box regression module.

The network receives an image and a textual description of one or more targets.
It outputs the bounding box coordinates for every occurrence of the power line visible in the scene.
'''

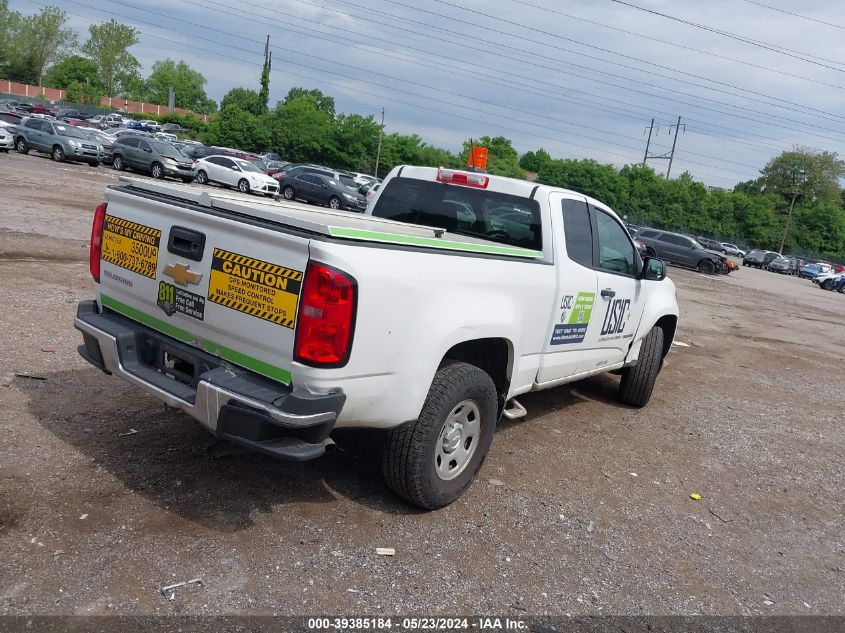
[498,0,845,91]
[607,0,845,70]
[740,0,845,31]
[373,0,845,123]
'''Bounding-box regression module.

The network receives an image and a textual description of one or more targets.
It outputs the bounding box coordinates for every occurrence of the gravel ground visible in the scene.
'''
[1,152,844,619]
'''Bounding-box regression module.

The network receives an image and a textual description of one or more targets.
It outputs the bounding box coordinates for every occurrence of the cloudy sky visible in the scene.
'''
[11,0,845,187]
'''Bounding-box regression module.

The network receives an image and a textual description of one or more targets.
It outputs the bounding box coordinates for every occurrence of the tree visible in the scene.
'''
[220,87,262,116]
[460,135,524,178]
[258,59,270,115]
[204,104,270,151]
[283,87,335,117]
[269,97,336,163]
[44,55,100,90]
[760,148,845,206]
[519,148,551,173]
[15,6,76,86]
[81,19,140,96]
[144,59,214,112]
[65,80,102,106]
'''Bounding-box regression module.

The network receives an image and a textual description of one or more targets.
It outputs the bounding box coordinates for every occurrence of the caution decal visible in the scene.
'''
[100,215,161,279]
[207,248,302,328]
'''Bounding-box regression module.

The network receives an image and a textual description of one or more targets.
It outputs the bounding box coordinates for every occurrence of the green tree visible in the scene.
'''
[760,148,845,206]
[81,19,140,96]
[44,55,100,90]
[269,97,336,163]
[65,80,102,106]
[258,59,270,115]
[204,104,270,151]
[220,87,262,116]
[519,148,551,173]
[460,135,524,178]
[15,6,76,86]
[330,112,380,171]
[283,87,335,117]
[144,59,213,112]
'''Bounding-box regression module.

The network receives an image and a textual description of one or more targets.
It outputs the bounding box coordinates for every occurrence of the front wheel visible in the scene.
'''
[328,196,341,210]
[52,145,65,162]
[238,178,250,193]
[698,259,716,274]
[196,169,208,185]
[822,279,834,290]
[618,326,664,408]
[383,361,498,510]
[15,138,28,154]
[151,162,164,179]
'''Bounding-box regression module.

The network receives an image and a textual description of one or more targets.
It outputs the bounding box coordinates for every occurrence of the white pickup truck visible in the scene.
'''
[75,165,679,508]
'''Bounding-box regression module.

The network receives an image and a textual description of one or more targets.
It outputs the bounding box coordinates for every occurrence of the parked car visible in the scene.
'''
[0,126,13,152]
[14,118,101,165]
[832,276,845,293]
[260,151,282,162]
[283,172,367,210]
[815,271,845,290]
[743,250,779,269]
[177,143,217,160]
[124,120,158,133]
[720,243,745,257]
[799,263,832,279]
[160,123,186,134]
[80,129,115,164]
[111,136,195,182]
[194,155,280,196]
[697,237,725,253]
[100,113,129,128]
[0,111,24,132]
[635,228,727,274]
[55,108,92,121]
[138,119,161,132]
[767,256,799,275]
[275,164,358,197]
[0,99,22,110]
[153,132,178,142]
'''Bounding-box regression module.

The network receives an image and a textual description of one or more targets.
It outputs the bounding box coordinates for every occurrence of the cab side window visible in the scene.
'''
[594,208,637,276]
[562,198,593,268]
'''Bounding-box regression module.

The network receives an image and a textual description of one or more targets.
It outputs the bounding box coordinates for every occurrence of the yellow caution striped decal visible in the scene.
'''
[104,215,161,239]
[100,215,160,279]
[212,248,302,281]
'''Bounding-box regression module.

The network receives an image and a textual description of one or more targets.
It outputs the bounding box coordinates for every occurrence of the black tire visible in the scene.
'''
[151,162,164,179]
[238,178,250,193]
[822,278,834,291]
[52,145,65,162]
[283,185,295,200]
[15,138,28,154]
[328,196,341,210]
[383,361,498,510]
[112,155,124,171]
[698,259,716,274]
[618,326,664,408]
[196,169,208,185]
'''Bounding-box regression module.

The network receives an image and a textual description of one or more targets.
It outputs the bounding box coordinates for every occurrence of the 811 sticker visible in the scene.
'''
[207,248,302,328]
[100,215,161,279]
[157,281,205,321]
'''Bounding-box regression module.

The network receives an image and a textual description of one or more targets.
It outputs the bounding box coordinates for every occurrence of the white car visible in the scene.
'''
[139,119,161,132]
[0,126,12,151]
[194,155,280,196]
[814,270,845,289]
[720,243,745,257]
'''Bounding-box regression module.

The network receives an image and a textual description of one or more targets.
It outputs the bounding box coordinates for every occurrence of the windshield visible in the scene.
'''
[236,160,263,173]
[54,124,86,139]
[85,131,110,144]
[371,176,542,250]
[149,140,183,157]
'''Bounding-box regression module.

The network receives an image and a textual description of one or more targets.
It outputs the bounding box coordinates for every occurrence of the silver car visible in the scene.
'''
[0,126,12,152]
[720,243,746,257]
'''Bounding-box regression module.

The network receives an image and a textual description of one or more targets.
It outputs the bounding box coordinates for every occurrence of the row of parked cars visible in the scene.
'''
[626,226,734,275]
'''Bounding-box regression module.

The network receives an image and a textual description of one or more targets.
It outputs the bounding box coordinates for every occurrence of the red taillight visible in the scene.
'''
[436,168,489,188]
[89,202,107,282]
[294,262,357,367]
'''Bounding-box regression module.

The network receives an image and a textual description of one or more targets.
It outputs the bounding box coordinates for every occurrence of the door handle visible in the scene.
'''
[601,288,616,299]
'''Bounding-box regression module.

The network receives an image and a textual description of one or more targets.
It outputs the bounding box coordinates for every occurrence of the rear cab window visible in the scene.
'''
[371,176,541,251]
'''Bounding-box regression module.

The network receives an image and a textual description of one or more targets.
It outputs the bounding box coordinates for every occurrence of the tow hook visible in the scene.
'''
[502,398,527,420]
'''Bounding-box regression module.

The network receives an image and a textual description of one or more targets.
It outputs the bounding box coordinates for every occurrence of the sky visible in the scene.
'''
[10,0,845,188]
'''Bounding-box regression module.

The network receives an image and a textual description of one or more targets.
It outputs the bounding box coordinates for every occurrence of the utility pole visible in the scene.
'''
[373,107,385,178]
[666,116,684,179]
[642,118,655,167]
[778,191,799,255]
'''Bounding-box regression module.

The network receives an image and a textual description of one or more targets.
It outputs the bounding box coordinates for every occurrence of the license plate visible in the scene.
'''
[100,215,161,279]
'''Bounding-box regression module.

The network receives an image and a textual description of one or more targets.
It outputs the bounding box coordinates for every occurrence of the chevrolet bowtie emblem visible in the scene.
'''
[163,262,203,286]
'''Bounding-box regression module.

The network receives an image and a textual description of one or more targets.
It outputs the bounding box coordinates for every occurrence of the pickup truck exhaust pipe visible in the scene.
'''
[502,398,527,420]
[322,437,337,454]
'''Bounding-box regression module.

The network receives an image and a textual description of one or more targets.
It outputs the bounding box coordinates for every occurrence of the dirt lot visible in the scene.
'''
[1,152,844,618]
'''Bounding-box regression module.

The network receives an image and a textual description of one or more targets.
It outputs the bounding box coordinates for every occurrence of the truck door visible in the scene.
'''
[583,204,647,371]
[536,194,599,382]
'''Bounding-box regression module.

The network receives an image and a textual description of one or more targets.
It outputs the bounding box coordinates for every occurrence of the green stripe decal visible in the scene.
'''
[328,226,543,258]
[100,295,291,385]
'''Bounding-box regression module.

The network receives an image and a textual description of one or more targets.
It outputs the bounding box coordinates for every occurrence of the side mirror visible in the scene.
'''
[642,256,667,281]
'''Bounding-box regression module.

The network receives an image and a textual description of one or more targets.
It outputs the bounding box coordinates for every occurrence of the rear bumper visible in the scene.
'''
[74,300,343,461]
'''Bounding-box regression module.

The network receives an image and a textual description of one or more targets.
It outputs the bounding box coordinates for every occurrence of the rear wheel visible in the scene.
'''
[698,259,716,274]
[618,326,664,408]
[112,154,124,171]
[238,178,250,193]
[383,361,498,510]
[15,138,28,154]
[283,185,295,200]
[151,162,164,179]
[196,169,208,185]
[329,196,341,210]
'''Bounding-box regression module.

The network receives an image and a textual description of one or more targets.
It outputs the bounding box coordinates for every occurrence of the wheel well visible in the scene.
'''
[442,338,512,413]
[654,315,677,359]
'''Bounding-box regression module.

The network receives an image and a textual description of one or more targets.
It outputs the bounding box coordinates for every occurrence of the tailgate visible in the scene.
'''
[98,186,309,385]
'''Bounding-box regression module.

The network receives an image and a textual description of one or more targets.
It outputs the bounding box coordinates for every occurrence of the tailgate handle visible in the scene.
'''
[168,226,206,262]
